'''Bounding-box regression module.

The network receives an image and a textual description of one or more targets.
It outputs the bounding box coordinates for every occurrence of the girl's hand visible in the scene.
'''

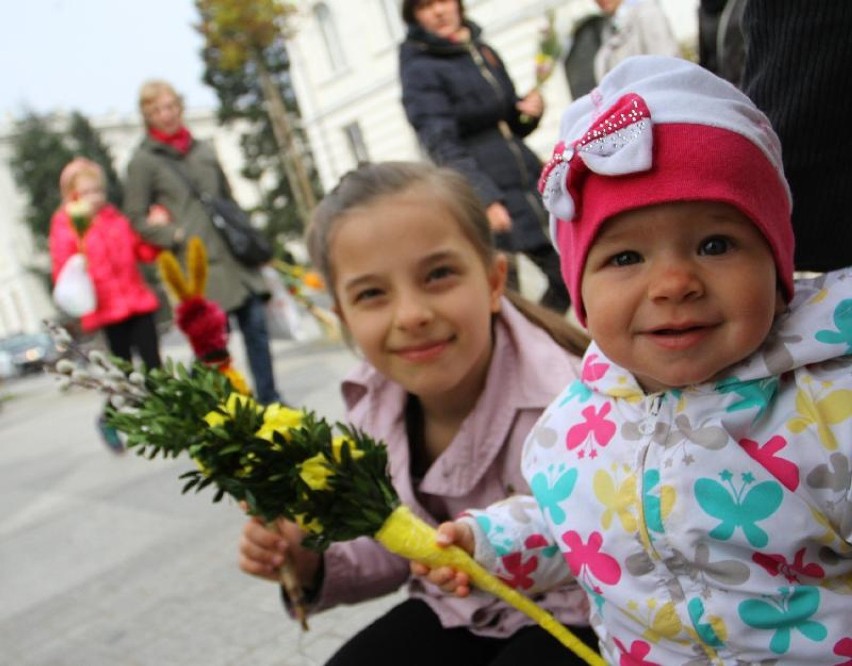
[516,89,544,119]
[146,204,172,227]
[238,516,321,588]
[410,521,476,597]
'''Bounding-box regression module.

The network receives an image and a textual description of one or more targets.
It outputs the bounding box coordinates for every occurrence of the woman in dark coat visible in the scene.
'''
[399,0,570,313]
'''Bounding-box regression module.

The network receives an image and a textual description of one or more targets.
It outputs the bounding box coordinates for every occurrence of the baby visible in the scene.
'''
[415,56,852,664]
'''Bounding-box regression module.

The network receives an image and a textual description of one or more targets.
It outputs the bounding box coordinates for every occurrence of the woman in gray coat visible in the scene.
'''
[123,80,282,404]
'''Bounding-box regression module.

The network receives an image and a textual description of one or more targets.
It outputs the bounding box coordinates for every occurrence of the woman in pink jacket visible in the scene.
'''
[49,157,180,449]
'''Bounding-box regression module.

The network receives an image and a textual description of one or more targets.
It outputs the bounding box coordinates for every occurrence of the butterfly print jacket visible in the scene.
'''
[463,269,852,664]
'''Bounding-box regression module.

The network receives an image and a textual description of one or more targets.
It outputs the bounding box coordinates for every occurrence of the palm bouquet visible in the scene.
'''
[521,9,562,124]
[533,9,562,89]
[66,198,94,237]
[46,237,603,665]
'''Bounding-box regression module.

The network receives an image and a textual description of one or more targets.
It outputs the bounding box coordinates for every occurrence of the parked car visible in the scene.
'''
[0,348,16,379]
[0,332,61,376]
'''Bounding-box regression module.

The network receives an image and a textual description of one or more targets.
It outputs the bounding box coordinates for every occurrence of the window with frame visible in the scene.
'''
[343,122,370,164]
[314,2,347,73]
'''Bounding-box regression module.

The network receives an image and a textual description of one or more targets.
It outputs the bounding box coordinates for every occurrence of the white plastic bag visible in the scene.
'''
[261,266,323,342]
[52,253,97,317]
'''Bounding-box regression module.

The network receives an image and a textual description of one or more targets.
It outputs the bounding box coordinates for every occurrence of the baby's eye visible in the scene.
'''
[609,251,642,267]
[699,236,732,256]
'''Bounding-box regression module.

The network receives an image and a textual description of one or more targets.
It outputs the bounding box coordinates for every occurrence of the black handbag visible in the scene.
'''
[161,158,273,268]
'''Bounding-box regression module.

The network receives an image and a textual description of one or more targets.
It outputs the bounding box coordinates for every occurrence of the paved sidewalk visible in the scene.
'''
[0,334,402,666]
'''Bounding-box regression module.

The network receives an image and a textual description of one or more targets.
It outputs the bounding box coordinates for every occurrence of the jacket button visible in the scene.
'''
[639,421,655,435]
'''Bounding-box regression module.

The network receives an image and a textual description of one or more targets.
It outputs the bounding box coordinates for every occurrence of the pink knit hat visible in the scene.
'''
[538,56,795,326]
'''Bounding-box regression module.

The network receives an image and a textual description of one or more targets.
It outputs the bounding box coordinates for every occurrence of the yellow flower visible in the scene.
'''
[298,436,364,491]
[66,199,93,219]
[299,453,333,490]
[331,435,364,462]
[256,404,304,442]
[203,392,261,428]
[295,513,323,534]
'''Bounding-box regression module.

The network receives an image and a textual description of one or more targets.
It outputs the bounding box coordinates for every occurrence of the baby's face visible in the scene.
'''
[581,201,784,393]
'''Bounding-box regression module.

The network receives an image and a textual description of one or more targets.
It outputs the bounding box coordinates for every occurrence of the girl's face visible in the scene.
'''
[413,0,463,40]
[331,187,506,411]
[581,201,784,393]
[72,174,106,213]
[145,91,183,134]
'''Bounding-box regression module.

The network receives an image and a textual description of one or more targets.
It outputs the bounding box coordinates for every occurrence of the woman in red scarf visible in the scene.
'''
[122,80,282,405]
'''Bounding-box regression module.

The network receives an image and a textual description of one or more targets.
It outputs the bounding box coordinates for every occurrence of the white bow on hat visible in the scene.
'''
[538,93,654,226]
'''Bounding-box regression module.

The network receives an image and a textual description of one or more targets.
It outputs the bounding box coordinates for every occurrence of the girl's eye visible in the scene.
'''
[426,265,456,282]
[609,251,642,267]
[699,236,732,256]
[352,287,383,303]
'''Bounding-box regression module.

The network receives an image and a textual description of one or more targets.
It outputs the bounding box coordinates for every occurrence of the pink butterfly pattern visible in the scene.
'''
[498,552,538,590]
[566,403,617,458]
[753,548,826,583]
[582,352,610,382]
[612,637,662,666]
[740,435,800,491]
[561,530,622,594]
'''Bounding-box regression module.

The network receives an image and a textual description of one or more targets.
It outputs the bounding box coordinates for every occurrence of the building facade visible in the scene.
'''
[284,0,698,192]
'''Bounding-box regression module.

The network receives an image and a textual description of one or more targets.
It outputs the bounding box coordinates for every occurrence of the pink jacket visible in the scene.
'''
[307,298,590,637]
[49,204,161,332]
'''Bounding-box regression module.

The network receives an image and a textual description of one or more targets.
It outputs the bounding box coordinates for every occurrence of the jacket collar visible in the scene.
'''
[340,297,580,496]
[403,19,482,56]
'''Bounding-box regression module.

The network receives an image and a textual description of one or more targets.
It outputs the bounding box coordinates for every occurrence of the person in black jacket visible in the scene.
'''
[741,0,852,273]
[399,0,571,314]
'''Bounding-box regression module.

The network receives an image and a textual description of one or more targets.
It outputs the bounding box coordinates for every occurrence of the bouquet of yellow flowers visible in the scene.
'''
[534,9,562,89]
[48,347,601,664]
[66,198,94,237]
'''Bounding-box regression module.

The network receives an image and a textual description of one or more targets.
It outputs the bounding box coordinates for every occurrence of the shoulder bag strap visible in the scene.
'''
[157,154,214,208]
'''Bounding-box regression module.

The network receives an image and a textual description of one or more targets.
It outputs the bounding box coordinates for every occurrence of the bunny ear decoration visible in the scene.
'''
[159,236,209,302]
[158,249,192,302]
[186,236,208,299]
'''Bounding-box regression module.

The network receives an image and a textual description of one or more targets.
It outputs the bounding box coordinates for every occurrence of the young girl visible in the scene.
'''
[415,56,852,664]
[49,157,179,449]
[238,161,598,664]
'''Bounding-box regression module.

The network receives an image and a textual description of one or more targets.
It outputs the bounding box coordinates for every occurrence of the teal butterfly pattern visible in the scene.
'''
[694,470,783,548]
[529,464,578,525]
[738,586,828,654]
[815,298,852,353]
[716,377,779,420]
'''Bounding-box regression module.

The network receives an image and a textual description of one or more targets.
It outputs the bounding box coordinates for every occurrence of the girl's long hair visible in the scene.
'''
[306,161,588,357]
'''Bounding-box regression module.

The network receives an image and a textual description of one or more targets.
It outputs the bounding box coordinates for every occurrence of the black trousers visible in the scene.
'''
[325,598,600,666]
[505,245,571,314]
[102,312,162,370]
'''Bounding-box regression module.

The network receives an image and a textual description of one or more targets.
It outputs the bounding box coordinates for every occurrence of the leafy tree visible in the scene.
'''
[67,111,124,205]
[8,112,75,246]
[195,0,320,240]
[9,111,124,248]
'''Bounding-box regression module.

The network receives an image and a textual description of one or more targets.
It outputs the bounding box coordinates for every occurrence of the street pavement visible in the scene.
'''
[0,331,403,666]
